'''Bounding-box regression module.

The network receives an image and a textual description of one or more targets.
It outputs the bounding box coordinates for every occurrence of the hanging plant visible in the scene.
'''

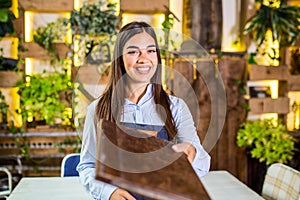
[243,1,300,47]
[68,1,119,37]
[33,18,69,61]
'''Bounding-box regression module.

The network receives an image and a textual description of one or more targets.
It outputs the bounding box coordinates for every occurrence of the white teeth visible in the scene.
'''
[136,67,150,72]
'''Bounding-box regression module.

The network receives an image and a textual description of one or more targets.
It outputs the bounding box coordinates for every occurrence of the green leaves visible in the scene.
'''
[16,71,74,125]
[243,3,300,47]
[0,0,15,37]
[33,18,68,60]
[69,1,119,37]
[237,119,296,165]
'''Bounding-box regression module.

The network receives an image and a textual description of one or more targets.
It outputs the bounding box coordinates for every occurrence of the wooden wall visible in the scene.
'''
[170,55,248,183]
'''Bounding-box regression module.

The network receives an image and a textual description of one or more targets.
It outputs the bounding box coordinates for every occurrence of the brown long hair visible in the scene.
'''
[95,21,177,139]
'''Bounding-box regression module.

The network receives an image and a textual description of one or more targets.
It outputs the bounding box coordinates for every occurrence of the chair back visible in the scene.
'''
[0,167,12,198]
[262,163,300,200]
[61,153,80,177]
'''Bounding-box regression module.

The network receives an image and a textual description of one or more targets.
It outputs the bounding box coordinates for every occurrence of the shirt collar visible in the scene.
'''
[125,84,153,106]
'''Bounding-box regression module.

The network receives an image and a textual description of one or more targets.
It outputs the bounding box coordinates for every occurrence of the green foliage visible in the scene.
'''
[0,90,8,124]
[160,13,175,58]
[68,1,119,37]
[243,2,300,47]
[33,18,68,60]
[0,0,16,37]
[237,118,296,165]
[15,71,74,126]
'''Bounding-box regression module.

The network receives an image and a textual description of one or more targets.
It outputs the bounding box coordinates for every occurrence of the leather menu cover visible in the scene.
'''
[95,120,210,200]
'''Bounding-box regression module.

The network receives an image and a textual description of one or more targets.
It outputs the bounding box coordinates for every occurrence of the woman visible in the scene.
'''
[77,21,211,200]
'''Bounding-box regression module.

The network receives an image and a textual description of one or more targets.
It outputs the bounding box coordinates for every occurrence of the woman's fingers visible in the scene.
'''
[172,142,196,164]
[110,188,136,200]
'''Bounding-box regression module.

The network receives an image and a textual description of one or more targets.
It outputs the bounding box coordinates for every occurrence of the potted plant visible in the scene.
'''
[237,118,296,165]
[236,118,297,193]
[243,0,300,64]
[244,0,300,47]
[33,18,69,61]
[68,1,118,37]
[66,1,119,65]
[15,70,74,129]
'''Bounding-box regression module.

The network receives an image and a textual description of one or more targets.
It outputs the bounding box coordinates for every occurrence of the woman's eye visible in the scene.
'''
[127,50,139,55]
[148,49,157,53]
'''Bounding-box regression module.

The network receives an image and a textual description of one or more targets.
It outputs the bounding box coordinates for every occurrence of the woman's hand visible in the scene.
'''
[172,142,196,164]
[110,188,136,200]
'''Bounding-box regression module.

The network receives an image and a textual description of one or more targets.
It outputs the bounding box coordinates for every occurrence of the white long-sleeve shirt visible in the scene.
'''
[77,84,211,200]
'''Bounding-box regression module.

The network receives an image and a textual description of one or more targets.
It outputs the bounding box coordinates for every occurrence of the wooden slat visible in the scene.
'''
[0,146,78,156]
[249,97,290,114]
[13,9,24,38]
[29,147,77,155]
[23,169,60,177]
[288,75,300,91]
[249,65,289,80]
[0,149,20,155]
[0,135,79,144]
[19,0,74,11]
[0,71,21,87]
[120,0,168,13]
[20,42,71,59]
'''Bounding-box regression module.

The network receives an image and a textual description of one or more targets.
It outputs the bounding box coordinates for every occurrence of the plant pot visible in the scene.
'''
[0,58,18,71]
[26,119,47,129]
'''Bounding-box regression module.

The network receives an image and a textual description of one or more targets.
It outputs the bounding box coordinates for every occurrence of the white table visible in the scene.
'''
[8,171,263,200]
[7,177,93,200]
[201,171,264,200]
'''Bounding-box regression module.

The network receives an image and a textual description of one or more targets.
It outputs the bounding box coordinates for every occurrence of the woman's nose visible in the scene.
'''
[137,50,149,63]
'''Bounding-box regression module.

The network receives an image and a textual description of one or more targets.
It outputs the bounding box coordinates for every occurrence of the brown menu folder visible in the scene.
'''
[95,120,210,200]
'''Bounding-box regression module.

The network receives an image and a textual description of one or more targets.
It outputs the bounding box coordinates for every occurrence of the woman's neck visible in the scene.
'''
[126,83,149,104]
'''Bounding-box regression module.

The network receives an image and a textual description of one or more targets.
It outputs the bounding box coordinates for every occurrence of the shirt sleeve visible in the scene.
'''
[173,98,211,178]
[76,100,118,200]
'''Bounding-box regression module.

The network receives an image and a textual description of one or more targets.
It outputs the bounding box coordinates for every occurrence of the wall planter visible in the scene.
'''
[0,131,80,176]
[20,42,70,60]
[0,71,21,87]
[15,71,74,129]
[248,97,289,114]
[249,64,289,81]
[120,0,169,13]
[18,0,74,12]
[288,75,300,91]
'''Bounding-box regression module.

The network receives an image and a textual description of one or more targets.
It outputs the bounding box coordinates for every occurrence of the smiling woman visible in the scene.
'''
[76,21,211,200]
[122,32,158,103]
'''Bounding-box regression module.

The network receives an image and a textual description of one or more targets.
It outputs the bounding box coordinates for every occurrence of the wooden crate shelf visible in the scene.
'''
[22,169,61,177]
[249,65,289,81]
[20,42,71,59]
[288,75,300,91]
[120,0,169,13]
[0,131,80,156]
[0,71,21,87]
[19,0,74,12]
[248,97,290,114]
[0,131,80,177]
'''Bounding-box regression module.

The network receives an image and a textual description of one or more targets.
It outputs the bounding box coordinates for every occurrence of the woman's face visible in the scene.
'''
[122,32,158,86]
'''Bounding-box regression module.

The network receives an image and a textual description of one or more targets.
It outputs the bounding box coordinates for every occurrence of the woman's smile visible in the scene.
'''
[135,66,151,73]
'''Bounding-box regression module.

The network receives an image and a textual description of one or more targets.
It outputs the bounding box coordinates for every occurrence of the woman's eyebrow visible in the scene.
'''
[147,45,156,48]
[126,45,139,49]
[126,45,156,49]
